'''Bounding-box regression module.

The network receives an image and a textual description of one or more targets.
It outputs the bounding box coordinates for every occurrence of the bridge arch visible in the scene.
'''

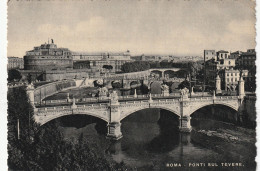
[150,70,163,77]
[188,103,238,117]
[120,106,181,122]
[164,70,175,78]
[36,111,109,126]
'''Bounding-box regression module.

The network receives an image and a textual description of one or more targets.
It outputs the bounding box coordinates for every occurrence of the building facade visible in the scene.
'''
[237,49,256,91]
[237,49,256,70]
[24,40,73,71]
[216,50,230,60]
[7,57,24,69]
[204,50,216,61]
[219,69,248,91]
[72,51,132,73]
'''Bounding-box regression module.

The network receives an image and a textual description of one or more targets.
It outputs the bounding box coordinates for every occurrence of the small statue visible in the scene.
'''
[99,87,108,97]
[110,91,119,105]
[161,84,169,91]
[27,83,34,90]
[180,87,189,96]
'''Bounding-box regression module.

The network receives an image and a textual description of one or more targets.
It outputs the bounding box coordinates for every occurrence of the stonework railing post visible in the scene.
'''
[107,91,122,140]
[179,88,192,132]
[134,89,137,98]
[67,93,70,102]
[71,98,77,109]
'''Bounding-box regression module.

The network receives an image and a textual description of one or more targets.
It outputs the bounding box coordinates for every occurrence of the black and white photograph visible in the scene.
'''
[3,0,259,170]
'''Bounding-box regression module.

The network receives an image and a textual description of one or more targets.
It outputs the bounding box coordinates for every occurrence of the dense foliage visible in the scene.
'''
[8,69,22,82]
[121,60,203,76]
[103,65,113,70]
[121,61,150,73]
[73,61,91,69]
[178,80,190,89]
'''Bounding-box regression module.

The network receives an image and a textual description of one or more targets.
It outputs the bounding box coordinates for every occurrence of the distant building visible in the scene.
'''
[216,50,230,60]
[230,51,242,66]
[237,49,256,70]
[219,68,248,91]
[72,50,132,73]
[237,49,256,91]
[205,58,236,86]
[8,57,24,69]
[204,50,216,61]
[24,40,73,71]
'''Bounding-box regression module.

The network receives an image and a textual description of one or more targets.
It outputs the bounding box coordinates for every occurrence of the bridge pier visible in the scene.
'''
[107,122,123,140]
[106,91,123,140]
[179,116,192,132]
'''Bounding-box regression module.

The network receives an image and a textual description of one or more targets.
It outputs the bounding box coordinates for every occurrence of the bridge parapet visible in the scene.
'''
[34,92,244,139]
[39,92,217,106]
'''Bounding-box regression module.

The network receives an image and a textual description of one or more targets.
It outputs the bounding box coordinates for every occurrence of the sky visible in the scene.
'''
[7,0,256,57]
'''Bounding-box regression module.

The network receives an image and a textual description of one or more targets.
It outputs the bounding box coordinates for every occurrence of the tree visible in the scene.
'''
[8,86,38,170]
[102,65,113,70]
[178,80,190,89]
[8,69,22,82]
[121,61,150,73]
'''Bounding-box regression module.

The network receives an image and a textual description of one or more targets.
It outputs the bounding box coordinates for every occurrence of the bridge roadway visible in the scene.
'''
[33,92,244,140]
[37,92,211,107]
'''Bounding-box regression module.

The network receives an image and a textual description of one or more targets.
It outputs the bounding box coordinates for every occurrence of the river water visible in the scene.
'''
[58,108,255,171]
[57,85,255,170]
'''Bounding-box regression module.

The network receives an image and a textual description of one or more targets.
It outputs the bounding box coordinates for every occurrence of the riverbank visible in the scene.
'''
[191,119,256,171]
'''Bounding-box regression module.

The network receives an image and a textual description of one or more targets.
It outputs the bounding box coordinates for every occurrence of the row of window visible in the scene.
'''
[226,78,238,82]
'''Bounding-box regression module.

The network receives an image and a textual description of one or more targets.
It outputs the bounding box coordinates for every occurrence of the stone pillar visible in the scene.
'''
[26,84,35,107]
[149,93,153,103]
[212,90,216,99]
[134,89,137,98]
[67,93,70,102]
[107,91,122,140]
[238,77,245,98]
[162,71,165,78]
[191,86,195,96]
[179,116,192,132]
[215,75,222,94]
[71,98,77,109]
[107,122,122,140]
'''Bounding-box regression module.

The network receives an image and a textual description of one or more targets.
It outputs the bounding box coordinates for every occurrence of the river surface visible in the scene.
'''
[57,108,256,171]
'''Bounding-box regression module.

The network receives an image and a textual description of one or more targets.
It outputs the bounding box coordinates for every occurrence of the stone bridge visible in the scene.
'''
[149,68,182,78]
[30,90,245,140]
[26,75,246,140]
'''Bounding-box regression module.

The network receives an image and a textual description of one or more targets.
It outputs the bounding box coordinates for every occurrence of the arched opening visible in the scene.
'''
[130,80,142,88]
[109,108,180,157]
[111,80,122,88]
[150,70,162,78]
[93,80,104,87]
[164,70,175,78]
[40,114,108,139]
[190,104,239,131]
